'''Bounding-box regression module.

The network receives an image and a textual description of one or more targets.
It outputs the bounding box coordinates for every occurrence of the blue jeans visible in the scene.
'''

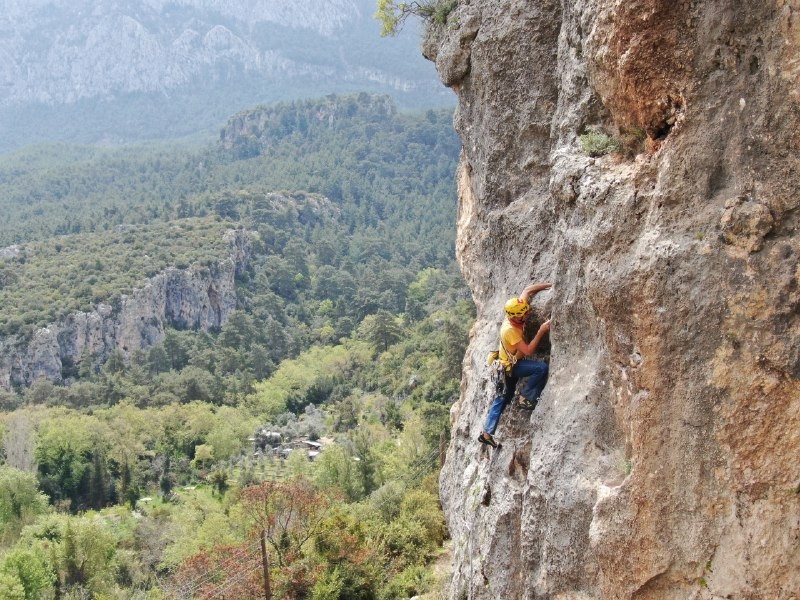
[483,360,548,435]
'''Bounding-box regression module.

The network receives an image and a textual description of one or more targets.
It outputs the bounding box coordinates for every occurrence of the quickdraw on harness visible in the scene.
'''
[487,334,516,395]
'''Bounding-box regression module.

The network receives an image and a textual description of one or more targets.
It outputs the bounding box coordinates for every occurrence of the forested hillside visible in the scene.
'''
[0,95,470,598]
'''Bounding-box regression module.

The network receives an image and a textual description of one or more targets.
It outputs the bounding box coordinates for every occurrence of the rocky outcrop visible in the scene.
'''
[428,1,800,598]
[0,229,250,390]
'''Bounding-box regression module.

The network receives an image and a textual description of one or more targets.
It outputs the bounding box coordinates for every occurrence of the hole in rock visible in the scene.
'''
[749,55,760,75]
[649,95,684,141]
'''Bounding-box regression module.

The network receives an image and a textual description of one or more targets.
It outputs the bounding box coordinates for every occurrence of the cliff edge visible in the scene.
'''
[428,1,800,598]
[0,229,250,390]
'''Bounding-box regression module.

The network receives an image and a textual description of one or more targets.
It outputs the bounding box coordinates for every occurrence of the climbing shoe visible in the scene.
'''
[477,432,498,448]
[518,396,538,410]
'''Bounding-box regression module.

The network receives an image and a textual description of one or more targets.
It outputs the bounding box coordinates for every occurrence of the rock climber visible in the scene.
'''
[478,282,552,448]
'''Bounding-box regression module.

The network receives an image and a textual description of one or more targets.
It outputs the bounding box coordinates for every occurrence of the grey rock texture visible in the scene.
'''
[0,229,250,390]
[428,1,800,598]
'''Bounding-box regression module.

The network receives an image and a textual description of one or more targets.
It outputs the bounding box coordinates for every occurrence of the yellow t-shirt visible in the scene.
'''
[498,319,524,369]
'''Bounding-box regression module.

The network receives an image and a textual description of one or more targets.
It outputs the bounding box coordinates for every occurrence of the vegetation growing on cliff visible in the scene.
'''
[578,128,622,157]
[578,125,649,159]
[375,0,459,36]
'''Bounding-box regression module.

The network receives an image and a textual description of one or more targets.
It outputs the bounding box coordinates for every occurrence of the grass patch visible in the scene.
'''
[616,451,633,477]
[579,128,621,157]
[579,125,651,158]
[622,458,633,476]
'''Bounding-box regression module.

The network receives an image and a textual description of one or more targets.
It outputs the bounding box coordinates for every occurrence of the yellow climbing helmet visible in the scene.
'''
[504,297,530,319]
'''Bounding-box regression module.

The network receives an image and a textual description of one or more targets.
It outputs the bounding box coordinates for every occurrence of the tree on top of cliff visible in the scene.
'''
[375,0,458,36]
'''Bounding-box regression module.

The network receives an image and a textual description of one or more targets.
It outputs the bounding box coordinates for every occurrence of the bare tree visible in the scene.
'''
[3,413,36,472]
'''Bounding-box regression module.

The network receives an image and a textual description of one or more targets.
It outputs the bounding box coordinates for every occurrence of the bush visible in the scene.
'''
[0,572,25,600]
[310,568,344,600]
[0,546,56,600]
[428,0,459,25]
[380,516,436,570]
[376,0,458,36]
[579,128,621,157]
[379,565,431,600]
[400,489,447,547]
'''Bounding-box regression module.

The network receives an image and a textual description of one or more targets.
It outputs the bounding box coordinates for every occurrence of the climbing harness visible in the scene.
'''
[487,333,517,394]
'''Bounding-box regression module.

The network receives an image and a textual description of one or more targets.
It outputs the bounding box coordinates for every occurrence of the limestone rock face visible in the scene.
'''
[429,1,800,598]
[0,230,249,390]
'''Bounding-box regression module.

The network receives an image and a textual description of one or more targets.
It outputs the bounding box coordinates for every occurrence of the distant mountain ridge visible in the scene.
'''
[0,0,451,150]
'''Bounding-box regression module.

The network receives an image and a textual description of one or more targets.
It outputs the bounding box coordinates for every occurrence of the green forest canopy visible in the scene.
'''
[0,95,473,598]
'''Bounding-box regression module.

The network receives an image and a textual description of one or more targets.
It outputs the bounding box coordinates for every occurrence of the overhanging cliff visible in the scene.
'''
[427,1,800,598]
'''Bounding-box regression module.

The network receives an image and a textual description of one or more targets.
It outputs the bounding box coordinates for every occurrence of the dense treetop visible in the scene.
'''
[0,94,470,599]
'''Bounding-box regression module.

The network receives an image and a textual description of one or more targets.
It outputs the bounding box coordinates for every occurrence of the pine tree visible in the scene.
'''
[88,451,107,509]
[358,310,403,353]
[160,456,173,501]
[62,522,82,587]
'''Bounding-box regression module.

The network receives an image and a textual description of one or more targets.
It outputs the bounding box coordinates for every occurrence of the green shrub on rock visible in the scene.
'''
[579,128,622,157]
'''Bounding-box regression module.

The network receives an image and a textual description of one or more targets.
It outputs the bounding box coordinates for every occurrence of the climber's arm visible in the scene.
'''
[515,320,551,356]
[520,282,552,303]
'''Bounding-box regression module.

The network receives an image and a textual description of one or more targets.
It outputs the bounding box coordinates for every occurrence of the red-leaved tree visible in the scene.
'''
[240,478,332,569]
[242,477,333,598]
[168,542,263,599]
[167,478,334,599]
